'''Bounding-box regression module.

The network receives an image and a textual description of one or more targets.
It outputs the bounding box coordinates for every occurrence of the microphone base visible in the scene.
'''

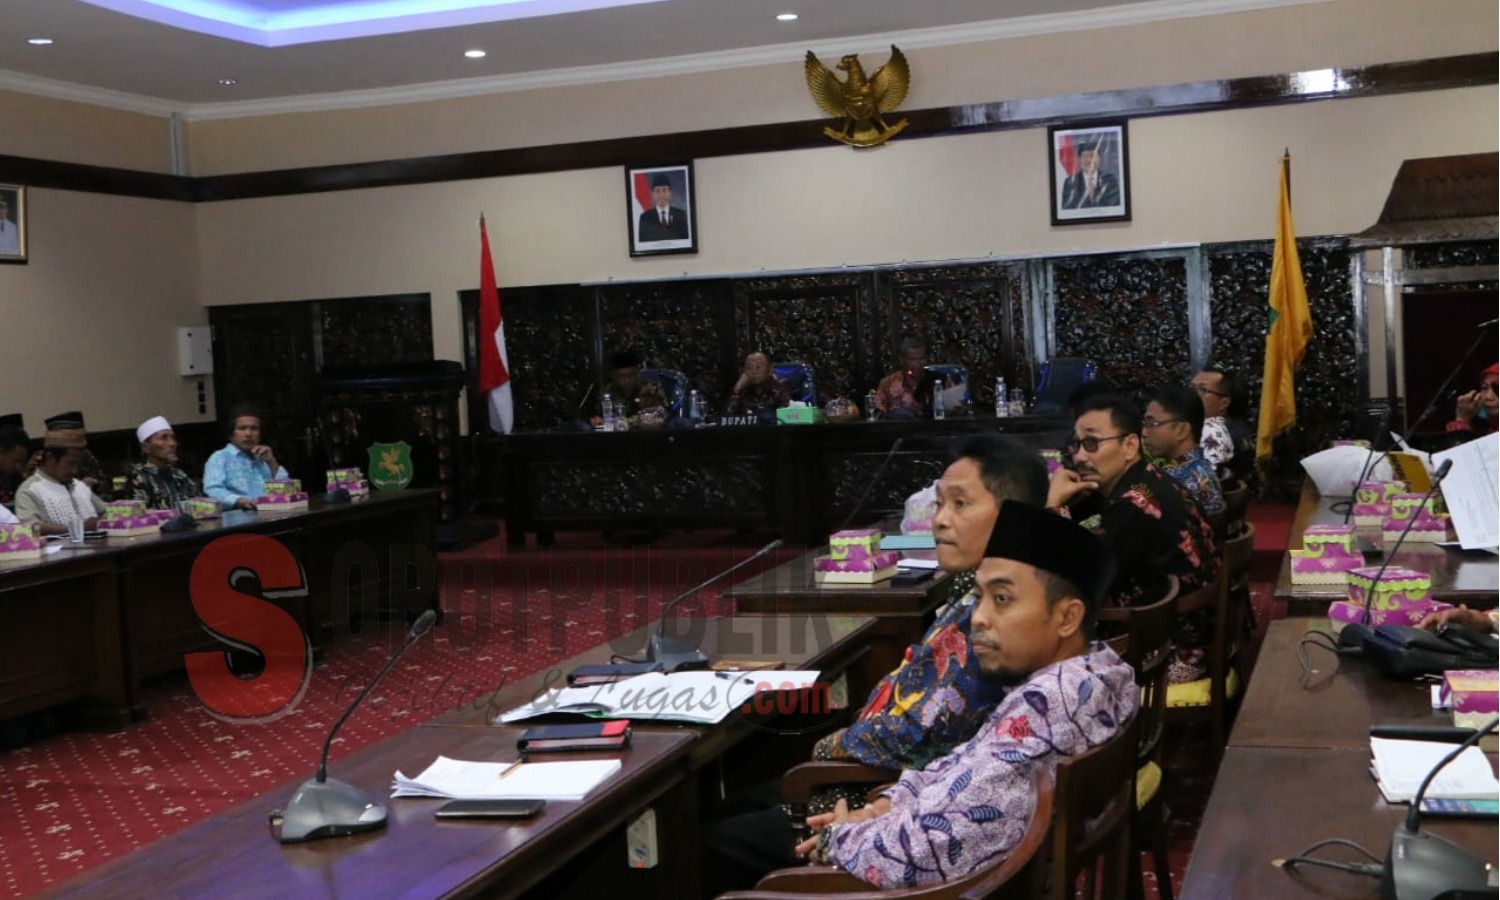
[1381,828,1493,899]
[275,776,388,844]
[1338,622,1373,657]
[646,634,710,673]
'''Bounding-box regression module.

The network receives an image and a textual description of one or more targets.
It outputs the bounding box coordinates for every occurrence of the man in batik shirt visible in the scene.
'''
[703,503,1137,894]
[1048,393,1217,683]
[1141,386,1224,516]
[126,415,200,511]
[811,435,1048,770]
[726,352,789,417]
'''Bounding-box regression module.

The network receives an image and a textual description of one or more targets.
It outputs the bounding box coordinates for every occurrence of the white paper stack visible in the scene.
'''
[392,756,621,801]
[495,670,822,725]
[1369,737,1499,803]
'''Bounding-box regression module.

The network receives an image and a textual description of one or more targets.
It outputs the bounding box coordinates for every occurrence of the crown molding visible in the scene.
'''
[2,0,1335,121]
[0,69,176,118]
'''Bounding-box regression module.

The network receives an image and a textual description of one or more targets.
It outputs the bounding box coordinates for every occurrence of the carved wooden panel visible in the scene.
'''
[320,295,432,369]
[885,263,1027,403]
[1207,240,1357,494]
[736,274,868,403]
[532,460,766,516]
[209,302,317,456]
[1405,241,1499,269]
[826,452,949,518]
[600,282,732,411]
[1053,256,1190,395]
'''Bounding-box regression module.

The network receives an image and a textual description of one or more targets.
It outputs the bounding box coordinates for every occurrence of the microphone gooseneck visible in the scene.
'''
[1341,407,1392,524]
[315,609,438,783]
[647,540,783,672]
[837,436,907,532]
[1403,715,1498,834]
[1359,459,1452,628]
[654,540,783,641]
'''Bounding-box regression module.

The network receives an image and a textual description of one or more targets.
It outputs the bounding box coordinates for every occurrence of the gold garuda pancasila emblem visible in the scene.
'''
[805,45,911,148]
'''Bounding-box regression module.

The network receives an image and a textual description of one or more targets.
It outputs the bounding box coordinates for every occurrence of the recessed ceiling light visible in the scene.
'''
[27,37,54,46]
[776,12,798,21]
[218,78,239,86]
[464,49,486,59]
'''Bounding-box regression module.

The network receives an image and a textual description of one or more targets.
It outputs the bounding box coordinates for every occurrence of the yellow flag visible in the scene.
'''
[1256,155,1314,465]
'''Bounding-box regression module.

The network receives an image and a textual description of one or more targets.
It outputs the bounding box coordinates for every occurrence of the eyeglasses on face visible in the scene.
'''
[1189,383,1228,397]
[1141,418,1183,430]
[1065,434,1130,454]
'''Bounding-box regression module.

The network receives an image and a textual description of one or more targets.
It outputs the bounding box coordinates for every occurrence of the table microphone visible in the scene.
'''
[273,608,438,843]
[1340,407,1393,524]
[1379,716,1498,899]
[648,540,782,672]
[1337,460,1452,655]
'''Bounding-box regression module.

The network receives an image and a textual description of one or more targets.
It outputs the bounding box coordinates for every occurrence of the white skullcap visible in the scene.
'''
[136,415,172,444]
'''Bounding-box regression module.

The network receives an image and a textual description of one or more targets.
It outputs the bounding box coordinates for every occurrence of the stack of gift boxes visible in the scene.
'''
[1328,566,1450,630]
[258,478,309,511]
[99,499,172,538]
[0,523,44,562]
[1288,524,1364,585]
[1381,493,1449,543]
[1351,479,1407,527]
[326,468,370,499]
[814,529,899,584]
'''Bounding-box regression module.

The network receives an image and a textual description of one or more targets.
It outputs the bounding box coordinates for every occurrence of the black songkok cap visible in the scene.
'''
[985,501,1114,608]
[0,413,22,429]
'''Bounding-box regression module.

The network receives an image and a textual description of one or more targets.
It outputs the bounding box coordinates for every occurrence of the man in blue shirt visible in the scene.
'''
[203,405,288,510]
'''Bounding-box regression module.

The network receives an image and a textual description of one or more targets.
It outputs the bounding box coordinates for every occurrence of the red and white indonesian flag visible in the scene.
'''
[477,215,513,434]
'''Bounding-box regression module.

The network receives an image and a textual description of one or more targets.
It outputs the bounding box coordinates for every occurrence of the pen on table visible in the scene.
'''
[497,759,523,779]
[715,671,753,683]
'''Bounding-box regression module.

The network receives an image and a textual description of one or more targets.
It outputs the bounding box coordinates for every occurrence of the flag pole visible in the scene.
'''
[1282,148,1291,208]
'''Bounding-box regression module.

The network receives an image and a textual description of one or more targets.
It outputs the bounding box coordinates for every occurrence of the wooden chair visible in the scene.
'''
[1048,714,1140,900]
[1205,507,1231,544]
[721,765,1053,899]
[1097,579,1179,900]
[1224,521,1257,636]
[1220,479,1250,530]
[1163,526,1252,767]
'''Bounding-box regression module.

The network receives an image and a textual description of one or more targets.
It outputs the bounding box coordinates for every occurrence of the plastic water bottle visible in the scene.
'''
[995,376,1009,418]
[1010,388,1027,416]
[687,389,702,425]
[933,385,946,420]
[601,393,616,431]
[865,390,878,422]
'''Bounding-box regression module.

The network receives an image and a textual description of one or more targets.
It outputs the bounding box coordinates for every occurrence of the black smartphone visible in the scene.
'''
[890,569,935,586]
[434,798,546,819]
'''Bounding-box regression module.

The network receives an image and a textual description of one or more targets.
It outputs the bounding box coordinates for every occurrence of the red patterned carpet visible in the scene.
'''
[0,516,1290,898]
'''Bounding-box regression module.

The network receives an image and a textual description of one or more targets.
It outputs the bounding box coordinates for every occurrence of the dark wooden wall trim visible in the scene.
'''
[3,53,1492,203]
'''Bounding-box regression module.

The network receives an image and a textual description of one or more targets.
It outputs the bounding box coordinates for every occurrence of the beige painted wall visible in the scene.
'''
[0,190,208,432]
[0,89,173,172]
[185,0,1497,174]
[195,86,1498,372]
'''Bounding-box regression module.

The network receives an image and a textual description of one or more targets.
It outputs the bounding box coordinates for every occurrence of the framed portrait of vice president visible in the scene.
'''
[1048,122,1131,226]
[627,163,697,257]
[0,185,26,264]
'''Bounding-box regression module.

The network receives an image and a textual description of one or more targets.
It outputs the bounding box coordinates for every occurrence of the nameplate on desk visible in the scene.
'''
[715,415,762,427]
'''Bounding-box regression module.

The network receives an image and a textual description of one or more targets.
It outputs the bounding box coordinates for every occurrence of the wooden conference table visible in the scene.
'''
[0,490,438,729]
[1275,481,1499,616]
[1181,619,1498,898]
[728,545,953,699]
[54,614,876,899]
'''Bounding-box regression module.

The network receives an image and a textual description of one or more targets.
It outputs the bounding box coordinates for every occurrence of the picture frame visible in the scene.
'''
[626,162,697,257]
[1047,122,1131,226]
[0,185,27,264]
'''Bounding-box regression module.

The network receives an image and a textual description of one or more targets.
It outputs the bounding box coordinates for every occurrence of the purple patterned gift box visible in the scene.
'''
[0,523,43,560]
[186,497,220,519]
[816,550,899,573]
[1352,502,1391,526]
[1301,524,1358,556]
[105,499,147,521]
[1328,598,1451,631]
[1355,480,1406,504]
[1346,566,1431,612]
[828,529,882,561]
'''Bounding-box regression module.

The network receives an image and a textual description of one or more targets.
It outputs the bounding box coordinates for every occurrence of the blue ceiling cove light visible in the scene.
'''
[76,0,672,47]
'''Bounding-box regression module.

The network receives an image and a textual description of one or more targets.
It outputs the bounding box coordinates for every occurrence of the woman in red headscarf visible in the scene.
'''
[1446,362,1499,443]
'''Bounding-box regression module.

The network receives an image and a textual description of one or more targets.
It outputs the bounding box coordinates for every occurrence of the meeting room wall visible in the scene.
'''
[0,88,175,173]
[0,189,209,433]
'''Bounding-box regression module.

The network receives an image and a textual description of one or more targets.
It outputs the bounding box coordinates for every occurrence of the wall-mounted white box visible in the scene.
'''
[177,327,213,376]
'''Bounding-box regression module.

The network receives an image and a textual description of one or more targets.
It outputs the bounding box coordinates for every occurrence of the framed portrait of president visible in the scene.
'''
[0,184,27,264]
[626,162,697,257]
[1048,122,1131,226]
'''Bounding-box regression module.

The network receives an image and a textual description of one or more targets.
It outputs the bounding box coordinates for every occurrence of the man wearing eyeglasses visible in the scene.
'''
[1045,393,1218,683]
[1446,362,1498,444]
[1189,367,1254,481]
[1141,386,1224,516]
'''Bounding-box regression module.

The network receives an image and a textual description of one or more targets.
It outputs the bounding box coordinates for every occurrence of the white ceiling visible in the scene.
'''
[0,0,1320,114]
